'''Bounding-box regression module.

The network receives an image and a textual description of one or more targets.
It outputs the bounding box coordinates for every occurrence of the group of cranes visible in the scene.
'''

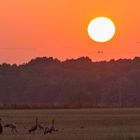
[29,118,58,134]
[0,118,18,134]
[0,117,58,135]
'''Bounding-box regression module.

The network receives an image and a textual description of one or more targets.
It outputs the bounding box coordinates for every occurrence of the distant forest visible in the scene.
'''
[0,56,140,109]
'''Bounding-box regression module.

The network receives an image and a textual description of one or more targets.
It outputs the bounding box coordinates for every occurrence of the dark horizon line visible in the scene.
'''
[1,55,140,66]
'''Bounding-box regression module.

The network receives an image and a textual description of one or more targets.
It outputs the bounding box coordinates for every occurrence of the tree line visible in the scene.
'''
[0,56,140,108]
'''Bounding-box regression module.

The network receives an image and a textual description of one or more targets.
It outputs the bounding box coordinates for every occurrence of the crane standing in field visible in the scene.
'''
[0,118,3,134]
[4,123,18,133]
[28,117,38,134]
[38,124,44,132]
[44,120,58,134]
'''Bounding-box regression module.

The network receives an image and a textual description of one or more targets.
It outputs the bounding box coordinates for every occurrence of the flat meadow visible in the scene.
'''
[0,108,140,140]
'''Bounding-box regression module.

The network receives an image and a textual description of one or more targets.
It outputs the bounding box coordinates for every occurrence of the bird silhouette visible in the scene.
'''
[4,123,18,133]
[0,118,3,134]
[38,124,44,131]
[44,120,58,134]
[28,117,38,134]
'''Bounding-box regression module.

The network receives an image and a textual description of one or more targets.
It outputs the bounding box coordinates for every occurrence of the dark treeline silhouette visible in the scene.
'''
[0,56,140,108]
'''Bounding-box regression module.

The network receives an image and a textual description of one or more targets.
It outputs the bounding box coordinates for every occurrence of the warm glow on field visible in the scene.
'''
[87,17,115,42]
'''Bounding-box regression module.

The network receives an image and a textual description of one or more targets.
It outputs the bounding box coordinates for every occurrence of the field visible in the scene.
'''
[0,108,140,140]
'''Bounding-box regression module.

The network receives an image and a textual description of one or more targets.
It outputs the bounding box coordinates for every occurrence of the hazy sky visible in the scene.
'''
[0,0,140,64]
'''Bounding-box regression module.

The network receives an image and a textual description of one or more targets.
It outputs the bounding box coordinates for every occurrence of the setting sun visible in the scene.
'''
[87,17,115,43]
[0,0,140,63]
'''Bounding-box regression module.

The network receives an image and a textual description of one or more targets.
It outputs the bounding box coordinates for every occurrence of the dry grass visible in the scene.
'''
[0,108,140,140]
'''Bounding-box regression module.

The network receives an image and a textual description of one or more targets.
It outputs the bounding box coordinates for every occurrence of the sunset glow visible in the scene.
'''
[0,0,140,63]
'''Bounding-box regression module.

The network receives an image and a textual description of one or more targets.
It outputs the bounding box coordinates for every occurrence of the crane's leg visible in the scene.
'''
[14,128,18,133]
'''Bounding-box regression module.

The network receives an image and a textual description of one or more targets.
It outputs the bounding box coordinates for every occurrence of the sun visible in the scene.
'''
[87,17,115,42]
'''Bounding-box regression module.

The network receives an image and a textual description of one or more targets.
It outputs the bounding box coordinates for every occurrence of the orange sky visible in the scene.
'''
[0,0,140,64]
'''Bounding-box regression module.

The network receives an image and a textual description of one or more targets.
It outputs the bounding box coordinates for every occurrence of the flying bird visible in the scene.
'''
[97,51,103,54]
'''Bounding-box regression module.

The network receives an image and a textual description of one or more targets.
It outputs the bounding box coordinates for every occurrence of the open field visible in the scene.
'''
[0,108,140,140]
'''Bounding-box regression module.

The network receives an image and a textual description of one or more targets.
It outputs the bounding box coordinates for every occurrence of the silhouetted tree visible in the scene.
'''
[0,56,139,108]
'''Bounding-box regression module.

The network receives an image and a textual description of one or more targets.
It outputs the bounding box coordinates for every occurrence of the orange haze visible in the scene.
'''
[0,0,140,64]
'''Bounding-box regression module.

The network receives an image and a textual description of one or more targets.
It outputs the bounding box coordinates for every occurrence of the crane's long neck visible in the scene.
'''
[52,120,54,126]
[36,118,38,125]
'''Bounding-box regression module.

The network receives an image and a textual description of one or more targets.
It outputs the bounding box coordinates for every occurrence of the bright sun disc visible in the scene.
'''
[87,17,115,42]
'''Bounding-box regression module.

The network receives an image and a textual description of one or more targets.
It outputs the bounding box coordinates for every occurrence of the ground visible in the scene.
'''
[0,108,140,140]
